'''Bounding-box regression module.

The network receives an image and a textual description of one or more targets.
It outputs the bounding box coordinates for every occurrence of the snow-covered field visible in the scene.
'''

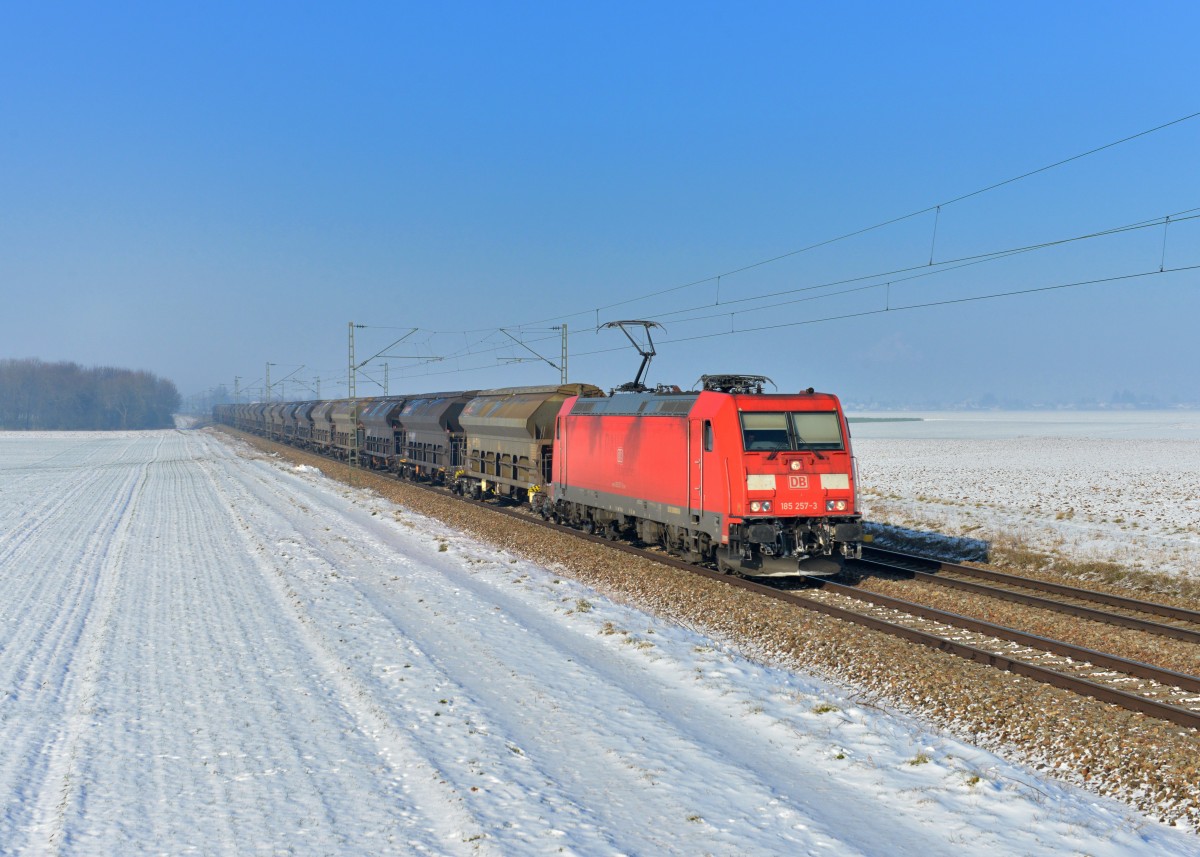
[2,428,1198,855]
[851,411,1200,578]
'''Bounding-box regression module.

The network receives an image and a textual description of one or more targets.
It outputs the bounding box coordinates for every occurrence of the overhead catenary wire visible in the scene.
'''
[383,263,1198,383]
[370,111,1200,379]
[1160,216,1172,272]
[497,109,1200,331]
[383,206,1200,377]
[252,111,1200,391]
[656,264,1200,348]
[640,209,1200,330]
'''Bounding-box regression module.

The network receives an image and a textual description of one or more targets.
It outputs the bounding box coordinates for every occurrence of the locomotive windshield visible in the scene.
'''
[741,412,844,452]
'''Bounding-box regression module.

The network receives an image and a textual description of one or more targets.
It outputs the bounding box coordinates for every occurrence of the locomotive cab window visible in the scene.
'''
[790,411,844,450]
[741,411,845,452]
[741,413,790,450]
[703,420,713,452]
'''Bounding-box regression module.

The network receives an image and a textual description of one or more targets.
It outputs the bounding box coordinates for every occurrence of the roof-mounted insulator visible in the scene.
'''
[696,374,776,395]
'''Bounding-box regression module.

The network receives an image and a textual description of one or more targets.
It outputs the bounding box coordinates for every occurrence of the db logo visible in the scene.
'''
[788,475,809,489]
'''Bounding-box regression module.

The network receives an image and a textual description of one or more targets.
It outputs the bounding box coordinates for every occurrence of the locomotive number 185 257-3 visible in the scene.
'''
[777,501,819,512]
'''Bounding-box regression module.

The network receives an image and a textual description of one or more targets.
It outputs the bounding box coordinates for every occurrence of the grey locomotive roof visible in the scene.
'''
[569,391,700,416]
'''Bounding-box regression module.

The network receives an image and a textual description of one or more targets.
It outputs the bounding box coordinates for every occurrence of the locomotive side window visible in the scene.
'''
[703,420,713,451]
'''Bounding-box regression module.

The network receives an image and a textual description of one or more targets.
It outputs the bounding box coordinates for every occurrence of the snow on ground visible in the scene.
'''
[850,412,1200,578]
[1,429,1198,855]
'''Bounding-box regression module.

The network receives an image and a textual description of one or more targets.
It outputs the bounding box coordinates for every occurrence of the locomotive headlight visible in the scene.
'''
[762,501,772,512]
[750,501,762,512]
[826,499,848,511]
[789,460,802,471]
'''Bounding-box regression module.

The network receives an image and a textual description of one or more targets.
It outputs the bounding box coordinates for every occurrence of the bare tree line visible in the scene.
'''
[0,359,181,430]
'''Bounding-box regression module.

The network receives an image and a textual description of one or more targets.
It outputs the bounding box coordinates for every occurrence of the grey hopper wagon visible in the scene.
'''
[359,397,408,469]
[396,391,478,483]
[456,383,603,503]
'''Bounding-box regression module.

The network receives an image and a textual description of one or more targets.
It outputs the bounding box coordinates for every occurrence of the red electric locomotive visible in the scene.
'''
[546,374,863,578]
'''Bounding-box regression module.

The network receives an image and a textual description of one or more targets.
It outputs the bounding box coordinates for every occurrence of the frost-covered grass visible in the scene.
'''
[851,412,1200,589]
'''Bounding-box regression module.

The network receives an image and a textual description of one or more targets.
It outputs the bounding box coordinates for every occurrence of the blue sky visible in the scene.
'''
[2,2,1197,407]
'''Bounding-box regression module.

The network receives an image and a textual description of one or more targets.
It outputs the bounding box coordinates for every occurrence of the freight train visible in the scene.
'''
[213,373,863,579]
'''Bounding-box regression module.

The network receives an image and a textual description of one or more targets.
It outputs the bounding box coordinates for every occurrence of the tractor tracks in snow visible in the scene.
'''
[6,436,160,853]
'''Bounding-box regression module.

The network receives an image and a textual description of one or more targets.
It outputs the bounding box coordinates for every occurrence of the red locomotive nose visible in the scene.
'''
[546,377,861,578]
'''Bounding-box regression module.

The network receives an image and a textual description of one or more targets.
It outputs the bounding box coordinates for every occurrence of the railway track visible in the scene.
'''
[221,427,1200,731]
[496,507,1200,730]
[796,581,1200,728]
[857,546,1200,643]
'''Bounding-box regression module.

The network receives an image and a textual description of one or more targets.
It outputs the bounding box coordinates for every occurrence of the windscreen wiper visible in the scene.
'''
[792,434,826,460]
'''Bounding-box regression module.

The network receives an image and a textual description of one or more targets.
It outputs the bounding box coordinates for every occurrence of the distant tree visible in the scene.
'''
[180,384,231,417]
[0,359,181,430]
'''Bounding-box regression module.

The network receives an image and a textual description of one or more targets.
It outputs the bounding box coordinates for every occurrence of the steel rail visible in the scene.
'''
[863,546,1200,625]
[818,581,1200,693]
[218,426,1200,730]
[859,549,1200,643]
